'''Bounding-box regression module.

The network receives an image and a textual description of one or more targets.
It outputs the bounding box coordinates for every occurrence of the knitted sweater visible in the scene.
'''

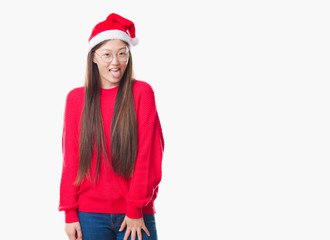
[58,80,165,223]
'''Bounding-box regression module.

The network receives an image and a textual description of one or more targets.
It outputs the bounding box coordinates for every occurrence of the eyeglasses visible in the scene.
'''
[93,48,130,63]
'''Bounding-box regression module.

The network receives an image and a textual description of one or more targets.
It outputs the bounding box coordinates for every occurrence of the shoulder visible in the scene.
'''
[67,86,84,98]
[66,86,84,101]
[132,79,155,98]
[65,86,85,109]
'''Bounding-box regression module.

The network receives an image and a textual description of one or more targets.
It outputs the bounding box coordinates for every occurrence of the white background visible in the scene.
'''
[0,0,329,239]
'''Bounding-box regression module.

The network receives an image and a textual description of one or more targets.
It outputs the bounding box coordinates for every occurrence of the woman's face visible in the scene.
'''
[93,39,129,88]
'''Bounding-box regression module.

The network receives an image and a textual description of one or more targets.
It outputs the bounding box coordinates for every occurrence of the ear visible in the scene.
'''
[92,55,97,64]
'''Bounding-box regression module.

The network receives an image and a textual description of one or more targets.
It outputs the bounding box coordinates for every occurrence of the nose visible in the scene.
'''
[111,54,119,64]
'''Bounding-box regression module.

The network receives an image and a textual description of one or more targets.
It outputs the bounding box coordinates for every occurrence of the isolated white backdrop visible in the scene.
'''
[0,0,329,239]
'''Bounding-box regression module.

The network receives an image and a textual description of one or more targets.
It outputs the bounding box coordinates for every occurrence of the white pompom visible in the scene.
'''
[131,37,139,46]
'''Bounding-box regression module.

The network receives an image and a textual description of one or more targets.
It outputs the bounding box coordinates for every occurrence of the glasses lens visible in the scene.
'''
[102,54,113,63]
[98,50,129,63]
[117,51,129,62]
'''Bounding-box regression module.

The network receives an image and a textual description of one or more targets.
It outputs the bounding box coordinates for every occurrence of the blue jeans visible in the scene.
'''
[77,211,158,240]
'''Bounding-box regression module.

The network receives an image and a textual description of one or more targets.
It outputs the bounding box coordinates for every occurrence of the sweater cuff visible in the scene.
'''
[126,205,143,219]
[65,210,79,223]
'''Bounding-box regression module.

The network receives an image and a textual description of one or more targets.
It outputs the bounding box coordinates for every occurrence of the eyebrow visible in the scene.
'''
[101,47,127,52]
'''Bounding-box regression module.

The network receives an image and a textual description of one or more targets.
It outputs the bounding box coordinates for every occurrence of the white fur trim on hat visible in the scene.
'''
[89,29,136,50]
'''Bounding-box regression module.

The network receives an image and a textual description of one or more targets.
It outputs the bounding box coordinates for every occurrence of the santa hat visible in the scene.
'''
[88,13,138,50]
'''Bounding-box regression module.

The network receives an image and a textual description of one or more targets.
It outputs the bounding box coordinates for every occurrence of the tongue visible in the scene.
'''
[111,70,121,79]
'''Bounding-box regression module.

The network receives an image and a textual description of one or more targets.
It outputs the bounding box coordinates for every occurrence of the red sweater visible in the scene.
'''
[58,80,165,223]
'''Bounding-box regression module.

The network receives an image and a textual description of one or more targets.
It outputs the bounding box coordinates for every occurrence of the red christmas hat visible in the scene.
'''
[88,13,138,50]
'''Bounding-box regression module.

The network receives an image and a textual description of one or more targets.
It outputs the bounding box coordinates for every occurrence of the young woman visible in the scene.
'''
[58,13,165,240]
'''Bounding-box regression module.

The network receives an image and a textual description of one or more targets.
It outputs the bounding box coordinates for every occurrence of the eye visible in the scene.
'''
[103,53,111,57]
[119,52,126,56]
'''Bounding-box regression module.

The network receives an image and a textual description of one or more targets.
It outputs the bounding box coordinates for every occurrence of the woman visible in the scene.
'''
[59,13,165,240]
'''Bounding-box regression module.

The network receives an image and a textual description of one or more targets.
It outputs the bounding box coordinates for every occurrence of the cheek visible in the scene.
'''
[121,63,128,72]
[98,63,110,72]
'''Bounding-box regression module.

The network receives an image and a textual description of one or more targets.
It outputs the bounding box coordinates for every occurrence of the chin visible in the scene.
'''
[112,76,123,82]
[107,79,121,85]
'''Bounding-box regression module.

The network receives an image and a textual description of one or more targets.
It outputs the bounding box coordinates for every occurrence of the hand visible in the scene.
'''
[65,221,83,240]
[119,216,150,240]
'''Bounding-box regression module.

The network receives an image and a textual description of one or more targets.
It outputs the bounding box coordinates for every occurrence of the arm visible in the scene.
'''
[58,90,81,223]
[126,83,165,219]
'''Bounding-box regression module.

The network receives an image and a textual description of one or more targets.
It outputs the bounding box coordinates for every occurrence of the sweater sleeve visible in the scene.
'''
[58,90,81,223]
[126,83,165,219]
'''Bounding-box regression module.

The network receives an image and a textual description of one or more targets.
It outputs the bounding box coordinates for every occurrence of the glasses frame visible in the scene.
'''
[93,47,130,63]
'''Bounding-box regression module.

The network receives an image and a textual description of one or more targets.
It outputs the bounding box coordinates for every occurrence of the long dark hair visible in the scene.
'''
[74,40,138,185]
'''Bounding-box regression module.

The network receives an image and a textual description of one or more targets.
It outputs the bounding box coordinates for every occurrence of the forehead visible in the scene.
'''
[99,39,128,51]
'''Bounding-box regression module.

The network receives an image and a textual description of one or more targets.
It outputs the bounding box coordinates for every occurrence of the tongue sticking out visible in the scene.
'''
[110,69,121,79]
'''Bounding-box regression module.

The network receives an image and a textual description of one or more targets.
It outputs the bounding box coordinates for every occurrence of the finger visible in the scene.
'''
[66,230,75,240]
[76,226,83,240]
[142,225,150,237]
[123,229,131,240]
[119,218,127,232]
[67,233,75,240]
[131,230,136,240]
[137,229,142,240]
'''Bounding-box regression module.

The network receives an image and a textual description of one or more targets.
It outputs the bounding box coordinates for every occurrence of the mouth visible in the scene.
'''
[109,68,121,78]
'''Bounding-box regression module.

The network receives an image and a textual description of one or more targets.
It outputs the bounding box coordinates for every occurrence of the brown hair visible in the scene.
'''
[74,40,138,185]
